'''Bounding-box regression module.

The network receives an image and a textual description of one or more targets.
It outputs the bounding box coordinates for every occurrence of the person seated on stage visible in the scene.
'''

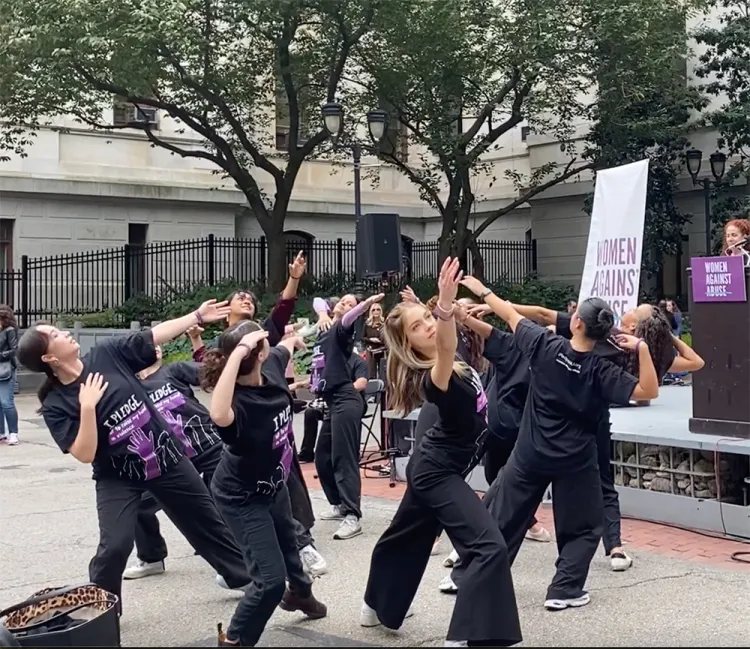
[189,252,307,359]
[299,351,368,463]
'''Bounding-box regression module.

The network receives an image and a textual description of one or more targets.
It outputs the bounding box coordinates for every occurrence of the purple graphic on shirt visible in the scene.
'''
[127,427,160,480]
[272,420,294,483]
[107,401,152,446]
[310,344,326,394]
[152,388,196,458]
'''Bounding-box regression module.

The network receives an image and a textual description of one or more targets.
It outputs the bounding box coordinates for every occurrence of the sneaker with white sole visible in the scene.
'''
[333,514,362,540]
[444,641,468,647]
[544,592,591,611]
[215,574,252,592]
[443,548,460,568]
[360,601,414,629]
[300,544,328,577]
[7,433,18,446]
[525,526,552,542]
[610,551,633,572]
[438,575,458,593]
[123,559,165,580]
[320,505,344,521]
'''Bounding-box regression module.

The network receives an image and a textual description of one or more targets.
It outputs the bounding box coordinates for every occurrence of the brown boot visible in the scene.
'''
[278,589,328,619]
[217,623,238,647]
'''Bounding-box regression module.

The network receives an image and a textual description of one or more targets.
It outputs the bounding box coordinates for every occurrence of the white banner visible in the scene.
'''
[578,159,649,322]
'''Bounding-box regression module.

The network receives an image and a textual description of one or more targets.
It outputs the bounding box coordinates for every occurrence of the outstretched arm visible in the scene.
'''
[430,258,463,392]
[152,300,230,346]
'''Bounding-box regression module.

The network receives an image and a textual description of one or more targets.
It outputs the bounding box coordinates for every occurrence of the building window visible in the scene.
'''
[0,219,13,271]
[521,126,531,142]
[275,83,311,152]
[113,101,159,129]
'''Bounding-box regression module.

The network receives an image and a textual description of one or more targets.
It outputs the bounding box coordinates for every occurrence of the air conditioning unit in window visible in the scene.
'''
[133,106,158,125]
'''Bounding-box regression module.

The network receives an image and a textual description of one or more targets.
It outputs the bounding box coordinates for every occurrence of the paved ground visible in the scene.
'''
[3,393,750,647]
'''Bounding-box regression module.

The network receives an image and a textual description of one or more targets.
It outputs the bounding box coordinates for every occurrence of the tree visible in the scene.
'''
[583,0,708,284]
[0,0,378,289]
[350,0,595,277]
[694,0,750,237]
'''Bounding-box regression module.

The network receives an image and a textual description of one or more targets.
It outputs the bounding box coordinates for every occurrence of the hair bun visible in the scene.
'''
[597,308,614,329]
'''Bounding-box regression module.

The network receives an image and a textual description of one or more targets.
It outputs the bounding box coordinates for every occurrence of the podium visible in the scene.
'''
[688,258,750,438]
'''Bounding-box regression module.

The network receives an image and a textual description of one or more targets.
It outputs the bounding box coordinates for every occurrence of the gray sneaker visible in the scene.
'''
[333,514,362,540]
[123,559,165,580]
[320,505,344,521]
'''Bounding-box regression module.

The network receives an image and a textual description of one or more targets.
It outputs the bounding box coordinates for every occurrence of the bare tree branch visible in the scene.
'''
[459,69,520,146]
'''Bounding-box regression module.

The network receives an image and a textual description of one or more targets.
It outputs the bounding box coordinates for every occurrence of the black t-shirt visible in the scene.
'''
[483,328,530,442]
[512,319,638,472]
[42,331,183,481]
[420,368,489,475]
[214,347,294,495]
[310,320,359,399]
[140,362,221,459]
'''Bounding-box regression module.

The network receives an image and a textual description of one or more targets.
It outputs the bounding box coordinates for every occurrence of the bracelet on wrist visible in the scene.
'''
[194,310,204,326]
[432,305,455,322]
[479,288,493,300]
[290,273,302,280]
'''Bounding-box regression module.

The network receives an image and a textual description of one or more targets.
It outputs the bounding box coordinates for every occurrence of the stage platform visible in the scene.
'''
[383,386,750,539]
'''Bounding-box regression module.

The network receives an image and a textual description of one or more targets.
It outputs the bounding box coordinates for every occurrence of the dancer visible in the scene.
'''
[190,251,307,360]
[123,346,224,581]
[17,301,252,604]
[201,322,327,647]
[312,293,384,540]
[362,259,522,648]
[461,277,658,610]
[439,303,551,593]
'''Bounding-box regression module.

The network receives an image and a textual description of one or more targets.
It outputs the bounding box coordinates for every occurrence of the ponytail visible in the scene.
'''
[199,349,227,392]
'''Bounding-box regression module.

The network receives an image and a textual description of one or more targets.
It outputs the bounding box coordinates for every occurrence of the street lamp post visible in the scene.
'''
[321,103,389,295]
[685,148,727,255]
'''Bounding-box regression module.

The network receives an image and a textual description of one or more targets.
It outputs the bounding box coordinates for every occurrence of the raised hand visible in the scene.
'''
[317,312,333,332]
[238,329,270,355]
[459,275,486,297]
[197,299,232,323]
[187,324,204,341]
[437,257,463,309]
[400,285,419,303]
[79,373,108,410]
[363,293,385,309]
[289,251,306,279]
[615,333,643,351]
[467,303,492,319]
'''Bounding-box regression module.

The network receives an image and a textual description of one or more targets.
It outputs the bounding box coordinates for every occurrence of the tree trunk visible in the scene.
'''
[266,228,287,293]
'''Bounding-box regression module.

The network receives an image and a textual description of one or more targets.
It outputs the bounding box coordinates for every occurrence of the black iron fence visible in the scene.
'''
[4,235,537,327]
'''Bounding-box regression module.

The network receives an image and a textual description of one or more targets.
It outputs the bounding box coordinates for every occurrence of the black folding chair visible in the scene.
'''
[359,379,385,462]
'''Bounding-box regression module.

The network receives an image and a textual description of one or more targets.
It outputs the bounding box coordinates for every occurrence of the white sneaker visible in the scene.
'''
[544,592,591,611]
[320,505,344,521]
[123,559,165,580]
[525,526,552,542]
[438,575,458,593]
[215,574,252,592]
[300,544,328,577]
[333,514,362,540]
[444,641,468,647]
[359,601,414,629]
[443,549,460,568]
[7,433,18,446]
[610,551,633,572]
[431,538,442,556]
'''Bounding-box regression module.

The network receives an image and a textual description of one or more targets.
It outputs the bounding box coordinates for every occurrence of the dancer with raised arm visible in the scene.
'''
[361,259,521,648]
[17,301,252,606]
[460,277,658,610]
[311,292,384,540]
[201,322,327,647]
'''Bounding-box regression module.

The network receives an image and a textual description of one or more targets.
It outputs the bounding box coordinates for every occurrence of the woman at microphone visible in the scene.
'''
[722,219,750,257]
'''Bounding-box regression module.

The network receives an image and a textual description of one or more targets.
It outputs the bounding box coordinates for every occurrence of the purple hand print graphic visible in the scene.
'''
[163,411,197,458]
[127,427,161,480]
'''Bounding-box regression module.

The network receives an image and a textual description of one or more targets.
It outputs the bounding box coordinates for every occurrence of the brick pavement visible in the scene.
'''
[300,460,750,573]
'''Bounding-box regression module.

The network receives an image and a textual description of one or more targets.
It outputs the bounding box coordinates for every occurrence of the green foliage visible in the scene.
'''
[694,0,750,234]
[582,0,708,281]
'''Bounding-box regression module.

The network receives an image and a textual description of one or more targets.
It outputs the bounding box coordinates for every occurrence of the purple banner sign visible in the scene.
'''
[691,255,747,303]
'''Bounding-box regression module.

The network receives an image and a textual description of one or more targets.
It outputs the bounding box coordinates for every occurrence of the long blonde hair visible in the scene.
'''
[383,302,470,415]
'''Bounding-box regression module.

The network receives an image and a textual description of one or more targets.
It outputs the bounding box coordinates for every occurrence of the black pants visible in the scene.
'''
[212,481,312,646]
[300,407,323,462]
[89,457,250,601]
[364,449,522,646]
[135,444,223,563]
[483,450,603,600]
[315,394,363,518]
[287,450,316,550]
[483,435,538,528]
[596,418,622,554]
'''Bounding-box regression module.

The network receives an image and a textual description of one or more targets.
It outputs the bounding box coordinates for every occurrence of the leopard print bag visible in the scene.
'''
[0,584,119,645]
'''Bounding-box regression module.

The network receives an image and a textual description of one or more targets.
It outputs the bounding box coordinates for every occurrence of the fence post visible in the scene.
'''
[207,233,215,285]
[20,255,28,329]
[124,244,132,301]
[336,238,344,275]
[531,239,538,274]
[259,236,267,280]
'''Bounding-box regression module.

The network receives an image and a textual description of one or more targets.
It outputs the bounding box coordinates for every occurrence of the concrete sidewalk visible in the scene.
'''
[2,394,750,647]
